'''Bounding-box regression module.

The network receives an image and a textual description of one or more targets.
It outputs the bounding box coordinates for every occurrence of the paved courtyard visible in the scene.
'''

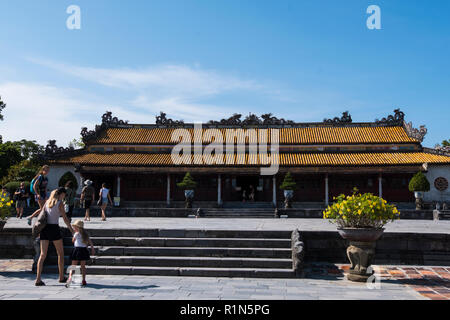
[5,217,450,234]
[1,260,449,300]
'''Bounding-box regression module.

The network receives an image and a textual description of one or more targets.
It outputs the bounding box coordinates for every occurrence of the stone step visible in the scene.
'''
[47,245,292,258]
[43,265,295,278]
[95,246,292,258]
[202,215,275,218]
[73,237,291,248]
[59,229,292,239]
[90,256,292,268]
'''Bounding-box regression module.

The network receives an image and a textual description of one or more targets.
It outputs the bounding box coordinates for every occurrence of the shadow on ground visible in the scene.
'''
[85,283,159,290]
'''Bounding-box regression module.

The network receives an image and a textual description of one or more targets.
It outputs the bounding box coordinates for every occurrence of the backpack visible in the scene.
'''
[30,175,41,195]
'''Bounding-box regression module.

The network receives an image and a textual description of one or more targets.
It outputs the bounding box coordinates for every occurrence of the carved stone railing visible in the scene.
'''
[291,229,305,277]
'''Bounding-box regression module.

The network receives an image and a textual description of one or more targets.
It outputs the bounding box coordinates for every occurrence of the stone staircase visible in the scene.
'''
[43,229,296,278]
[200,208,276,218]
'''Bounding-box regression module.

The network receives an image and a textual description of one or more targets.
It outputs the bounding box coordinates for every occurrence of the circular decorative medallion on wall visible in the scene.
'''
[434,177,449,192]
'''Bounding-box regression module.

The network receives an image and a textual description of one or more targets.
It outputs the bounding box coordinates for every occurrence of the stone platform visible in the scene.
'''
[19,207,436,219]
[1,218,449,278]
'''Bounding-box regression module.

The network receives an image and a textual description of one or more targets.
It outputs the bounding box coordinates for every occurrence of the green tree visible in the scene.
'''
[0,96,5,121]
[177,173,197,190]
[0,160,40,185]
[69,138,85,149]
[442,139,450,147]
[0,142,23,180]
[279,172,297,190]
[10,140,44,163]
[408,171,430,192]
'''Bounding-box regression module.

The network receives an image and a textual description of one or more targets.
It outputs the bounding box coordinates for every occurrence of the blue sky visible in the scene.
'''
[0,0,449,147]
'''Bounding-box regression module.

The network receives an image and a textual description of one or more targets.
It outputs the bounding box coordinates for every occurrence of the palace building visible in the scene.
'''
[43,110,450,207]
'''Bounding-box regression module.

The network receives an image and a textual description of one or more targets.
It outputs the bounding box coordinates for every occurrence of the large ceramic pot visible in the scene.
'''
[337,227,384,282]
[414,191,424,210]
[283,190,294,209]
[184,190,194,208]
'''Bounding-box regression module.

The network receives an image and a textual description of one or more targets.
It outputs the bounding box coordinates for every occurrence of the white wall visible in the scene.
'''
[46,165,83,195]
[424,165,450,203]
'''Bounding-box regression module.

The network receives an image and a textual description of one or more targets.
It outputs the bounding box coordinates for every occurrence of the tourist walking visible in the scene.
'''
[67,220,95,287]
[64,181,76,223]
[80,180,95,221]
[27,165,50,225]
[35,187,73,286]
[99,183,113,221]
[14,182,29,219]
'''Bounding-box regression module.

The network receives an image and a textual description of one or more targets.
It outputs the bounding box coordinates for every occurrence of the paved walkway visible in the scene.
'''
[5,217,450,234]
[1,260,449,300]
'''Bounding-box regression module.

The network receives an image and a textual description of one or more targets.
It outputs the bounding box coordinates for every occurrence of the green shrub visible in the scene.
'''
[279,172,297,190]
[177,173,197,190]
[58,171,78,190]
[323,191,400,228]
[4,181,31,195]
[408,171,430,192]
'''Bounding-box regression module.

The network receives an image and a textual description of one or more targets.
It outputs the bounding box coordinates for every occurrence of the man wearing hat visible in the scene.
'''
[80,180,95,221]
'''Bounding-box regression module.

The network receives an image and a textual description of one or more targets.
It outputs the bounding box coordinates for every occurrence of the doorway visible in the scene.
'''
[236,176,260,201]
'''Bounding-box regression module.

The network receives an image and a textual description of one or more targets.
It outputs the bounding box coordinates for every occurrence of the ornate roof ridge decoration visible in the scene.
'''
[323,111,352,124]
[432,145,450,156]
[403,121,427,142]
[207,113,295,126]
[81,111,129,143]
[45,140,74,155]
[155,112,185,126]
[39,140,86,160]
[375,109,405,126]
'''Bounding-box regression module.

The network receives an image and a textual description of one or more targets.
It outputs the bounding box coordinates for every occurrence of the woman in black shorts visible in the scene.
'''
[35,187,74,286]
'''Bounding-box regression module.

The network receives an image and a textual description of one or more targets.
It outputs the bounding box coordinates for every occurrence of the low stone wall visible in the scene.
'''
[20,207,435,219]
[280,209,434,220]
[302,231,450,266]
[0,229,34,259]
[2,227,449,267]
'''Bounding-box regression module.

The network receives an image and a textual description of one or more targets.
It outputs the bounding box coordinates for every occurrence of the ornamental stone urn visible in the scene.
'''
[414,191,424,210]
[184,190,194,209]
[284,190,294,209]
[337,228,384,282]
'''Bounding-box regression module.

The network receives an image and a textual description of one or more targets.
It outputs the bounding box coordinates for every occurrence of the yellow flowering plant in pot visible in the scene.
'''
[0,195,14,231]
[323,188,400,282]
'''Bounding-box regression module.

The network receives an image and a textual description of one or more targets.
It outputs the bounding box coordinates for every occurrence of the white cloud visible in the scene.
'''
[26,58,280,121]
[0,82,142,146]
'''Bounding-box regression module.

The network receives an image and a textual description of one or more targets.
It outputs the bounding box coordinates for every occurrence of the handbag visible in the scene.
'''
[31,207,48,239]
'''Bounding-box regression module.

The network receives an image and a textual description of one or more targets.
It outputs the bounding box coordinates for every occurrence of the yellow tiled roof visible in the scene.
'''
[91,126,417,145]
[50,152,450,167]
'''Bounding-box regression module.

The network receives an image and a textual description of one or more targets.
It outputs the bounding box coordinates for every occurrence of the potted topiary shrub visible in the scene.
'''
[177,173,197,208]
[0,192,14,231]
[408,171,430,210]
[323,189,400,282]
[279,172,297,208]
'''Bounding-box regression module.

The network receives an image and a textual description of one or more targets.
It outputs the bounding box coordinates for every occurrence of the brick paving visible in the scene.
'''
[305,263,450,300]
[1,259,445,300]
